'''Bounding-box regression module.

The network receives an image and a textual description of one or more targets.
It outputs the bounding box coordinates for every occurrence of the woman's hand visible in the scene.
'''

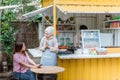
[45,41,50,49]
[32,65,41,68]
[35,65,41,68]
[50,47,54,51]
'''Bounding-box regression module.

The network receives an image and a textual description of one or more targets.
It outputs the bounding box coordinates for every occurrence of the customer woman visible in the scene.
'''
[13,42,40,80]
[39,26,58,66]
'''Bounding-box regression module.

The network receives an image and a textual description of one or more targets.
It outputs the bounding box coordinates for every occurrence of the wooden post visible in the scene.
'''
[53,0,57,37]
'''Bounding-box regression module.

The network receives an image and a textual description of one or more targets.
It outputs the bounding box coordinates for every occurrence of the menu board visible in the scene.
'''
[80,30,101,48]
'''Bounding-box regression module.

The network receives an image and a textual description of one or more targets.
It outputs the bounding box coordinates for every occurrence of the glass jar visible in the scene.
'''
[66,38,70,46]
[60,38,64,46]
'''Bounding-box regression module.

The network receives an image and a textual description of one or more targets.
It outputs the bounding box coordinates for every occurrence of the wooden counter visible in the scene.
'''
[57,53,120,80]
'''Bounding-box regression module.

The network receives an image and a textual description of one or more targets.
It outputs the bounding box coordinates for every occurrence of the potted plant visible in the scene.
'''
[66,19,70,23]
[57,18,62,24]
[69,16,74,23]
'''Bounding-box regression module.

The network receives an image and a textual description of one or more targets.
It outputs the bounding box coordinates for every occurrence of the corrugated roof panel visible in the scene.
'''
[56,0,120,6]
[41,0,120,13]
[57,0,120,3]
[41,0,120,7]
[57,5,120,13]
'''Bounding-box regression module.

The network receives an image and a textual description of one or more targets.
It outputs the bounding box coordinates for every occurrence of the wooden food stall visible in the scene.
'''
[41,0,120,80]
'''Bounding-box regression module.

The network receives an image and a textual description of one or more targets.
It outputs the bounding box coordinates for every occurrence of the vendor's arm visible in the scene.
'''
[39,37,46,51]
[50,38,58,53]
[74,33,78,47]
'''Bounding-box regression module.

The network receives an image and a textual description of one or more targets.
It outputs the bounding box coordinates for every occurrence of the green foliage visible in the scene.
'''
[69,16,74,21]
[0,0,42,57]
[45,16,49,20]
[0,11,14,21]
[1,0,32,5]
[0,26,16,56]
[0,10,17,56]
[58,18,62,21]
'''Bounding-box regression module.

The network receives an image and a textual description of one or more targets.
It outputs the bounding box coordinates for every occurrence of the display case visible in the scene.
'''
[103,20,120,46]
[79,30,101,48]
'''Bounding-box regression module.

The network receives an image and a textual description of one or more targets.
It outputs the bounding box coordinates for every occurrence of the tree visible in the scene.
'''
[0,0,41,58]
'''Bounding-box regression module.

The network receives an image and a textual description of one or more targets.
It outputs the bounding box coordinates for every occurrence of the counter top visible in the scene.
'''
[58,53,120,59]
[27,48,120,59]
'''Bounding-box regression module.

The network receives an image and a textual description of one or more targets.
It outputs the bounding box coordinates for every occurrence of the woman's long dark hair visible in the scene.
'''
[79,25,88,30]
[13,42,26,55]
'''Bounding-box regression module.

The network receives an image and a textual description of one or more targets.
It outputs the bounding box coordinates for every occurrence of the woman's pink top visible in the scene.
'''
[13,52,29,73]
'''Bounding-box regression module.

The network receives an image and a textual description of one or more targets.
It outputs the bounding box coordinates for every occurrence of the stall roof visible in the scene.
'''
[42,0,120,13]
[21,5,52,19]
[57,4,120,13]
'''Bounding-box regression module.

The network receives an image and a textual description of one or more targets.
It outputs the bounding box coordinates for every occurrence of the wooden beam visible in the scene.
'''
[21,5,52,20]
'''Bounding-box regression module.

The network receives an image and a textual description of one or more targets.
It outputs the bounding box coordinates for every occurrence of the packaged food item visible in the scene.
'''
[96,48,107,55]
[89,48,97,55]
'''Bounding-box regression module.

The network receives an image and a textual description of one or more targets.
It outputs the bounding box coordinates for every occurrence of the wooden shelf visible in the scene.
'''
[104,20,120,23]
[58,30,76,33]
[103,28,120,30]
[57,24,75,26]
[104,20,120,29]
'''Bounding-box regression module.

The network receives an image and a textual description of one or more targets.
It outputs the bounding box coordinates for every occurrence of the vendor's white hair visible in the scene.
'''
[45,26,54,36]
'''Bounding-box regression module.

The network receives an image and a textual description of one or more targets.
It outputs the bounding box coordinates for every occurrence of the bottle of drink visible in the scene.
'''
[66,38,70,46]
[2,56,8,72]
[60,38,64,46]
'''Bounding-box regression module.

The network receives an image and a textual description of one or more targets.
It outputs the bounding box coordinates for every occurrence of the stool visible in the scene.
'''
[37,74,57,80]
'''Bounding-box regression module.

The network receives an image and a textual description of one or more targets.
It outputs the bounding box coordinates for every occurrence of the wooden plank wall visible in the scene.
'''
[57,58,120,80]
[11,21,39,48]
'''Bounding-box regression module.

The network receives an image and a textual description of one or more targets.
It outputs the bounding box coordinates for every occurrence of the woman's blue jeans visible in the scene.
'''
[13,70,35,80]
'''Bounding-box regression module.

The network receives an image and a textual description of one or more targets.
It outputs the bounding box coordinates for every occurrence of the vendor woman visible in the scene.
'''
[74,25,88,48]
